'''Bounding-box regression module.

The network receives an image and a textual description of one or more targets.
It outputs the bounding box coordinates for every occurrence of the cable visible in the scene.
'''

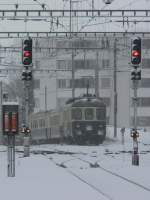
[118,0,142,9]
[78,1,113,32]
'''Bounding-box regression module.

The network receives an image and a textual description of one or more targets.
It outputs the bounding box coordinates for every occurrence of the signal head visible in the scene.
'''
[24,51,32,58]
[131,69,141,81]
[23,39,32,51]
[22,38,32,66]
[131,37,141,65]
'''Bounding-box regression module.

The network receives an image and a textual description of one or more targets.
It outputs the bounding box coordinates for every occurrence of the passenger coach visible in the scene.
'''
[29,95,106,145]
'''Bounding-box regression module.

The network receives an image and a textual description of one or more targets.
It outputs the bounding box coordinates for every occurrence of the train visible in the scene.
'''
[29,94,106,145]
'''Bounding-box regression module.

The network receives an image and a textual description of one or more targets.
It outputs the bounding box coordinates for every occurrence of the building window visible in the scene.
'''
[57,78,95,89]
[74,60,97,70]
[35,60,40,68]
[131,116,150,126]
[57,79,67,88]
[142,39,150,49]
[101,38,110,49]
[131,97,150,107]
[101,97,110,106]
[33,79,40,89]
[57,60,65,69]
[57,97,69,107]
[74,78,94,88]
[106,116,110,124]
[102,59,110,68]
[101,78,111,89]
[72,40,97,48]
[139,78,150,88]
[35,98,40,108]
[142,59,150,69]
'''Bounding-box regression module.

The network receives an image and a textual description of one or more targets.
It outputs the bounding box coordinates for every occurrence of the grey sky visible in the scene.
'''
[0,0,149,42]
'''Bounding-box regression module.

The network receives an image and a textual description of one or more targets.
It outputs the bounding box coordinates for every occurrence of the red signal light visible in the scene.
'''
[132,50,140,57]
[3,112,10,133]
[22,38,32,66]
[11,112,18,133]
[24,51,32,57]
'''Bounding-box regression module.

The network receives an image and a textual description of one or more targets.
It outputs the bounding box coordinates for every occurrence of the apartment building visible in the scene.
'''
[33,36,150,130]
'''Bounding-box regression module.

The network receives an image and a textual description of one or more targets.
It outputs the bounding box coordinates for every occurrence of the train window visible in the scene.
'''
[34,120,38,129]
[96,108,105,120]
[33,120,36,128]
[72,108,82,120]
[36,121,38,128]
[51,115,60,126]
[63,111,67,121]
[41,119,45,128]
[39,119,42,128]
[85,108,94,120]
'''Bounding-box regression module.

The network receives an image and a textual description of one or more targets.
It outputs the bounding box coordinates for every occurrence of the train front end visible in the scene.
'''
[71,97,106,145]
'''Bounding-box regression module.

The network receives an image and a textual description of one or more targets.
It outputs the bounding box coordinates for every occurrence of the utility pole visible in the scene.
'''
[131,80,139,166]
[113,38,117,138]
[69,0,75,98]
[95,50,99,98]
[44,86,47,111]
[0,81,2,143]
[130,37,141,166]
[71,49,75,98]
[23,81,30,157]
[22,38,33,157]
[3,103,19,177]
[92,0,94,10]
[70,0,72,37]
[44,86,48,140]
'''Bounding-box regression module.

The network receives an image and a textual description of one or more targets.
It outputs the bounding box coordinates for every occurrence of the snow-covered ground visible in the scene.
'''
[0,128,150,200]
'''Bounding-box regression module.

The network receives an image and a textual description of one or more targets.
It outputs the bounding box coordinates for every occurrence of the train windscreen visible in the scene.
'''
[72,108,82,120]
[85,108,94,120]
[96,108,105,120]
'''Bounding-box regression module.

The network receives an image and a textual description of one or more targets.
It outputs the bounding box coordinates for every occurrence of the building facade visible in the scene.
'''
[33,36,150,130]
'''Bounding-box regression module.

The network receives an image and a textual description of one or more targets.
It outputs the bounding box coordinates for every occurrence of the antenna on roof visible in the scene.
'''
[86,81,89,97]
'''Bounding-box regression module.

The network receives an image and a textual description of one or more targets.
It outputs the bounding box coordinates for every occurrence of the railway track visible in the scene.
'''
[72,155,150,192]
[30,148,150,200]
[29,148,150,192]
[45,152,113,200]
[50,151,150,193]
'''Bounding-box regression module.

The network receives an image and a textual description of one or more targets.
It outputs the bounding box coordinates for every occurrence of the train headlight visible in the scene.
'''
[86,125,92,131]
[76,124,80,128]
[76,130,82,135]
[98,130,103,135]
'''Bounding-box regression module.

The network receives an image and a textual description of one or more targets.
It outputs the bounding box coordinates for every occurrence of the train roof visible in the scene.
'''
[67,96,106,107]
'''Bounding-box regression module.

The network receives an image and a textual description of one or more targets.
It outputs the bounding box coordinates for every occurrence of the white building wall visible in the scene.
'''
[117,71,130,128]
[33,37,150,130]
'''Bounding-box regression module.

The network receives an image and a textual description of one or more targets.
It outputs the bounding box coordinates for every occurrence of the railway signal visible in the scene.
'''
[130,36,141,166]
[21,39,33,157]
[22,70,27,81]
[26,70,32,81]
[130,129,139,138]
[103,0,113,4]
[131,36,142,81]
[22,38,32,66]
[22,70,32,81]
[2,103,19,135]
[21,126,31,135]
[131,37,141,65]
[131,69,141,80]
[2,102,19,177]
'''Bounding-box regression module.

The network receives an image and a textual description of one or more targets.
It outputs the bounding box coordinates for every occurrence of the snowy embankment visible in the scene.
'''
[0,153,108,200]
[0,127,150,200]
